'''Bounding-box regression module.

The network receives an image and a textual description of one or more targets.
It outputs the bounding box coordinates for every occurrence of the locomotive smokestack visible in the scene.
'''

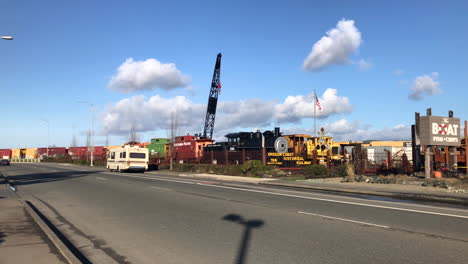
[274,127,280,137]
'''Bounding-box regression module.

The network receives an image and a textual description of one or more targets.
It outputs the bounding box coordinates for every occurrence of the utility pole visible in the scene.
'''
[314,90,317,137]
[41,119,50,157]
[90,104,94,166]
[78,101,95,166]
[169,111,177,171]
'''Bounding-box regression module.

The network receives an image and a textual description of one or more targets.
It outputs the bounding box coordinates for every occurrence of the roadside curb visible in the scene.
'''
[147,171,274,184]
[259,181,468,206]
[1,173,86,264]
[23,201,83,264]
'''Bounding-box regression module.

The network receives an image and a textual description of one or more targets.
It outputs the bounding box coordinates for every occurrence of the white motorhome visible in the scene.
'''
[107,145,149,172]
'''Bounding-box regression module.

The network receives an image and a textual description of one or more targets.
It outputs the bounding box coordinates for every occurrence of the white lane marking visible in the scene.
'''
[298,211,390,228]
[96,177,107,181]
[100,172,468,219]
[196,181,220,185]
[133,174,468,213]
[103,173,196,185]
[259,185,468,213]
[196,183,468,219]
[149,186,172,191]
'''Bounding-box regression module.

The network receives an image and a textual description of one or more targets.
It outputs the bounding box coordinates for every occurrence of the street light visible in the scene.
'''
[1,36,13,40]
[77,101,95,167]
[40,119,50,157]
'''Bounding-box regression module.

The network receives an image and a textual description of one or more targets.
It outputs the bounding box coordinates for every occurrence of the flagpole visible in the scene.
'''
[314,89,316,137]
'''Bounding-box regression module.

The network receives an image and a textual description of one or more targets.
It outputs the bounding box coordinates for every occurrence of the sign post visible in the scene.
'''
[415,109,461,178]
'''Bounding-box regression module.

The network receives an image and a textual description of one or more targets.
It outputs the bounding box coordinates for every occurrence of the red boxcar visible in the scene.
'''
[173,135,213,162]
[0,149,12,159]
[37,147,68,157]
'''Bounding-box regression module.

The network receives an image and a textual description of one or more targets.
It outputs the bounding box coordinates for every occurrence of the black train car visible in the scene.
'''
[204,127,282,152]
[201,128,283,164]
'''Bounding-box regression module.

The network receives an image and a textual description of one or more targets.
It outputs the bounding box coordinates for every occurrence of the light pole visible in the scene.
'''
[1,36,13,40]
[41,119,50,157]
[78,101,95,166]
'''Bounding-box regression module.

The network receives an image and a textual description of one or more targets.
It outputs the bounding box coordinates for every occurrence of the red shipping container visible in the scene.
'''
[68,146,105,160]
[0,149,12,159]
[37,147,67,157]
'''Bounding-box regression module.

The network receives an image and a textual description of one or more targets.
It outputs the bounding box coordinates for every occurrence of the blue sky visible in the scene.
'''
[1,0,467,148]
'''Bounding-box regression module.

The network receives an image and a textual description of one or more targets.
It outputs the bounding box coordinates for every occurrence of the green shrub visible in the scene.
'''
[270,168,287,177]
[223,165,244,176]
[241,160,270,176]
[303,164,328,178]
[328,165,347,177]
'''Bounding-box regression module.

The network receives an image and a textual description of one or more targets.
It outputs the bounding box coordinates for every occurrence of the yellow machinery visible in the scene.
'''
[305,129,343,165]
[282,134,311,156]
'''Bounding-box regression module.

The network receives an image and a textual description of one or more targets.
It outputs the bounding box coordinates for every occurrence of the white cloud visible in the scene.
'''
[101,89,352,136]
[324,119,411,141]
[101,95,205,135]
[282,120,410,142]
[408,72,441,100]
[357,59,372,71]
[217,99,276,130]
[303,19,362,71]
[274,88,352,123]
[108,58,191,93]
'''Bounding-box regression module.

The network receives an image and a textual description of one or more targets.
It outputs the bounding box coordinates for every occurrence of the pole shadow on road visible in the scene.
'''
[222,213,265,264]
[0,231,6,245]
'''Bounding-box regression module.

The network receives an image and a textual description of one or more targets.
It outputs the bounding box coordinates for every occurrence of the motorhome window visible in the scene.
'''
[130,153,146,159]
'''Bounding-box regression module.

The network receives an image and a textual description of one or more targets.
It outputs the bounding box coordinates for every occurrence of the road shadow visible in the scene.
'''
[222,213,265,264]
[5,170,95,187]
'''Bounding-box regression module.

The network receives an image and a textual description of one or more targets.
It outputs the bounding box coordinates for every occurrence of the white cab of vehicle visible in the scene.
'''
[107,145,149,172]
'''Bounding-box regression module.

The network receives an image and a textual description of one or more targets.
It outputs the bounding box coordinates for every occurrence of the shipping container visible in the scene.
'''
[68,147,87,160]
[0,149,12,159]
[25,148,38,159]
[37,147,68,157]
[11,148,20,159]
[68,146,106,160]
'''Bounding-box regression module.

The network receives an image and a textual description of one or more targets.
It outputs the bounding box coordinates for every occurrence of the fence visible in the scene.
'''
[351,147,412,175]
[10,159,40,163]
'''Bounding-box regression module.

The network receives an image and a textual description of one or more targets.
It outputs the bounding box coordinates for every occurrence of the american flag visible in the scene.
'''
[314,91,322,111]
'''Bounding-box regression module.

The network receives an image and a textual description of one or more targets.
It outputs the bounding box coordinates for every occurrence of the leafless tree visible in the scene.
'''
[129,124,138,143]
[71,134,78,147]
[86,131,91,147]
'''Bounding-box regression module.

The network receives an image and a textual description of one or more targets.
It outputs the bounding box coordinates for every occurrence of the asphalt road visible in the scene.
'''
[1,163,468,264]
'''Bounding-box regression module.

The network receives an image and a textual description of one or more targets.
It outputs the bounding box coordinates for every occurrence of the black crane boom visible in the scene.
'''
[202,53,222,139]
